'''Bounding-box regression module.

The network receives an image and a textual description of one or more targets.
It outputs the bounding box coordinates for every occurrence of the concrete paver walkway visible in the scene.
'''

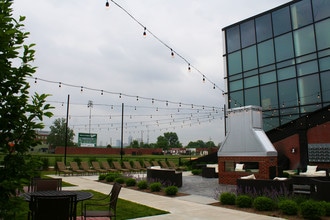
[49,174,283,220]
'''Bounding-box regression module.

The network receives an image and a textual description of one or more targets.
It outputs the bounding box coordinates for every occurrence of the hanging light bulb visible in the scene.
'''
[143,27,146,37]
[188,63,191,72]
[213,84,215,89]
[101,90,104,95]
[202,75,205,83]
[34,78,37,83]
[59,82,62,88]
[80,86,83,92]
[317,92,320,99]
[105,0,110,8]
[119,93,121,98]
[170,49,174,57]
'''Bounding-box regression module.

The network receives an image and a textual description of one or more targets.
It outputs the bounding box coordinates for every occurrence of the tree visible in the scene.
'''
[156,132,182,150]
[47,118,75,148]
[0,1,53,218]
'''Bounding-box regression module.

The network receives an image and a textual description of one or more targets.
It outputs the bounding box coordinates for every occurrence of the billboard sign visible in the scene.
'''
[78,133,97,147]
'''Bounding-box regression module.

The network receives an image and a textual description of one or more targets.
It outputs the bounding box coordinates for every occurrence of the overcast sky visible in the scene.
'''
[12,0,290,147]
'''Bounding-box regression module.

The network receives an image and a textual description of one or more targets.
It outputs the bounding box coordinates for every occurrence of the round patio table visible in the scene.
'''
[20,190,93,202]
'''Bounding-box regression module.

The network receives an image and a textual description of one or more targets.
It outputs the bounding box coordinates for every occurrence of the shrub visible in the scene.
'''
[191,169,201,175]
[300,200,326,220]
[73,157,82,165]
[40,157,49,170]
[114,177,125,184]
[253,196,274,211]
[236,195,253,208]
[137,180,148,190]
[105,173,121,182]
[98,174,107,181]
[126,178,137,187]
[165,186,178,196]
[150,182,162,192]
[323,202,330,216]
[278,199,298,215]
[220,192,236,205]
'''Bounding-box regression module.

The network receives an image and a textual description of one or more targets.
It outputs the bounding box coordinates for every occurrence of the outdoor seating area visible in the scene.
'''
[147,166,182,187]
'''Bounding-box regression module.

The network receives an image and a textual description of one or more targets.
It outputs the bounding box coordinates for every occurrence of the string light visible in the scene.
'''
[143,27,146,37]
[188,64,191,72]
[170,49,174,57]
[105,0,110,8]
[59,82,62,88]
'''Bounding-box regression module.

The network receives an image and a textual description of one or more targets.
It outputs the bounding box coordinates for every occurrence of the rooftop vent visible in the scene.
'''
[218,106,277,157]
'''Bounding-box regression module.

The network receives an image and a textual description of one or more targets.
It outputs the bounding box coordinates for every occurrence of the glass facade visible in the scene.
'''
[223,0,330,131]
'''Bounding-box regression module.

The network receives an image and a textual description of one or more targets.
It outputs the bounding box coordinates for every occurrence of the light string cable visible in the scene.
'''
[30,76,222,111]
[109,0,225,93]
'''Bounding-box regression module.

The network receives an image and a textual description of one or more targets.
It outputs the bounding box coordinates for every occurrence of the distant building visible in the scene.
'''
[36,130,50,145]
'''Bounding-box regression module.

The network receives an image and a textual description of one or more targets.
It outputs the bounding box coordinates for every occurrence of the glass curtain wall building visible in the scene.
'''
[222,0,330,132]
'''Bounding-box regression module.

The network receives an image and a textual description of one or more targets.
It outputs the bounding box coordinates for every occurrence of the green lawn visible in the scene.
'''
[16,190,168,220]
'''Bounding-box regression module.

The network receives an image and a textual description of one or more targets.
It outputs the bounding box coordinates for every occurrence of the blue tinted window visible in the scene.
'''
[275,33,294,61]
[291,0,313,29]
[226,26,240,53]
[293,25,316,56]
[272,6,292,36]
[229,80,243,91]
[244,75,259,88]
[312,0,330,21]
[297,60,318,76]
[255,14,273,42]
[298,74,320,105]
[277,66,296,80]
[315,19,330,50]
[261,83,278,109]
[228,51,242,75]
[319,57,330,71]
[229,91,243,108]
[278,79,298,107]
[242,46,257,71]
[240,20,256,48]
[245,87,260,106]
[321,71,330,102]
[258,40,275,66]
[260,71,276,84]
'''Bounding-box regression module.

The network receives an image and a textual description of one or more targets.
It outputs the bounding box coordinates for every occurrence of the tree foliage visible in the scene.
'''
[186,140,216,148]
[0,1,53,218]
[156,132,182,150]
[47,118,75,147]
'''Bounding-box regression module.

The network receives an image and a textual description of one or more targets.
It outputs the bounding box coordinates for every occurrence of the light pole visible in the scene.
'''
[87,100,93,134]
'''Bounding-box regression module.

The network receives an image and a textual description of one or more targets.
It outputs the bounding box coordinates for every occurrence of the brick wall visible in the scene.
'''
[218,156,278,185]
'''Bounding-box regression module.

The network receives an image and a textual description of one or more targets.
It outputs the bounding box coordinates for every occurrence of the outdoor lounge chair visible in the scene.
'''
[80,162,95,175]
[143,161,152,168]
[56,161,73,176]
[168,160,184,171]
[70,162,85,175]
[83,182,122,220]
[151,161,160,167]
[101,161,117,172]
[92,161,107,174]
[159,161,170,169]
[32,178,62,192]
[123,161,139,172]
[133,161,146,172]
[29,194,77,220]
[112,161,129,172]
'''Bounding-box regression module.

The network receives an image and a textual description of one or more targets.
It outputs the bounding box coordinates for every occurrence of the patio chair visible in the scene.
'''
[70,162,85,175]
[56,161,73,176]
[151,161,160,167]
[168,161,184,170]
[91,161,107,174]
[159,161,170,169]
[32,178,62,192]
[29,194,77,220]
[143,161,151,168]
[133,161,146,172]
[112,161,129,172]
[101,161,117,172]
[123,161,139,172]
[80,162,95,175]
[83,182,122,220]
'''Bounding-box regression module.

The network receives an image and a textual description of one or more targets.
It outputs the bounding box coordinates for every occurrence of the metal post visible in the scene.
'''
[120,103,124,163]
[64,94,70,165]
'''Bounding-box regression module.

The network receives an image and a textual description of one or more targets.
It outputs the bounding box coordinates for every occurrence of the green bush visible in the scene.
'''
[105,173,121,182]
[220,192,236,205]
[73,157,82,165]
[323,202,330,216]
[126,178,137,187]
[191,169,201,175]
[165,186,178,196]
[300,200,326,220]
[114,177,125,184]
[253,196,274,211]
[150,182,162,192]
[278,199,298,215]
[137,180,148,190]
[236,195,253,208]
[98,174,107,181]
[40,157,49,170]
